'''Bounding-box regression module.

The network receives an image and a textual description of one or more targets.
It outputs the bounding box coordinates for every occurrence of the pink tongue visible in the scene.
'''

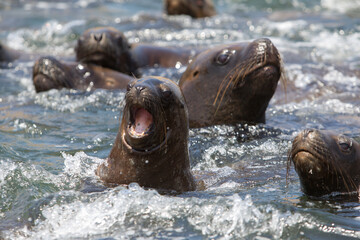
[134,108,153,133]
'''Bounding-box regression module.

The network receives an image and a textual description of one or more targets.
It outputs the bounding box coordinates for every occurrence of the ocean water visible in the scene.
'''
[1,0,360,239]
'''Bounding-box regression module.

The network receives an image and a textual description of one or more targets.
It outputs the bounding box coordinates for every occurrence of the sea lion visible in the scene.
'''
[179,38,283,128]
[75,27,196,70]
[33,56,132,92]
[0,42,21,62]
[165,0,216,18]
[96,76,196,193]
[289,129,360,197]
[75,27,140,77]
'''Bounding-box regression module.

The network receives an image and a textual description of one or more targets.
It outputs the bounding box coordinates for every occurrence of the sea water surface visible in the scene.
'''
[1,0,360,239]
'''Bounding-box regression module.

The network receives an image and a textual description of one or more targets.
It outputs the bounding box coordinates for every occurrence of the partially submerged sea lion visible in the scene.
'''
[76,27,196,70]
[33,56,132,92]
[165,0,216,18]
[96,76,196,193]
[289,129,360,197]
[179,38,283,128]
[75,27,140,77]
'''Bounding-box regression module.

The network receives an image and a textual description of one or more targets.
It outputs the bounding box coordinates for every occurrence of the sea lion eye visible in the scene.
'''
[162,90,172,99]
[338,135,352,153]
[215,49,232,65]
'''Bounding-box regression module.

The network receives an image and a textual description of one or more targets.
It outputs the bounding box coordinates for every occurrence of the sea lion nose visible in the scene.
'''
[303,129,316,139]
[253,38,273,55]
[135,86,146,94]
[93,33,103,43]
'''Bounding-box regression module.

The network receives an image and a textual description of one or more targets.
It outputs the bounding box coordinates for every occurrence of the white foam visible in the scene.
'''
[321,0,360,14]
[4,188,313,239]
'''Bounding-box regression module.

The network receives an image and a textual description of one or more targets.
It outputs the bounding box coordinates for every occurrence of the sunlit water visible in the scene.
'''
[1,0,360,239]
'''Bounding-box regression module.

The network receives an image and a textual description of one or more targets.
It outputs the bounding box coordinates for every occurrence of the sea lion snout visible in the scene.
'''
[92,32,104,43]
[299,129,317,140]
[248,38,280,68]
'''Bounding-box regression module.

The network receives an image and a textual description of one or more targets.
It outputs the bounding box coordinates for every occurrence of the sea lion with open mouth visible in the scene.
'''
[289,129,360,197]
[179,38,284,128]
[96,76,196,193]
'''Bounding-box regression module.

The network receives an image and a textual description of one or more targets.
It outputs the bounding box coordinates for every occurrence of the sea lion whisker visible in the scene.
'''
[213,60,250,107]
[213,55,270,114]
[213,63,241,105]
[286,148,293,186]
[325,149,358,194]
[214,73,235,115]
[334,162,353,193]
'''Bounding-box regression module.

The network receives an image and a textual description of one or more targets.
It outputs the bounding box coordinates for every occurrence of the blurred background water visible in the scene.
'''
[0,0,360,239]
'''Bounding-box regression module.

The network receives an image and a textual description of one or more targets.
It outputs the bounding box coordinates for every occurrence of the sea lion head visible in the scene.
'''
[165,0,216,18]
[122,76,188,152]
[179,38,282,128]
[75,27,140,77]
[32,56,74,92]
[290,129,360,197]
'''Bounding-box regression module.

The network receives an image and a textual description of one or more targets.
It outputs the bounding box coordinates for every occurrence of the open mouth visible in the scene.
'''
[128,106,154,138]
